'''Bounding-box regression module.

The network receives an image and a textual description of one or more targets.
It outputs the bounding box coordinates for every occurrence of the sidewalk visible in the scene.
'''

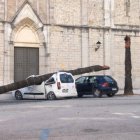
[0,92,14,101]
[118,89,140,95]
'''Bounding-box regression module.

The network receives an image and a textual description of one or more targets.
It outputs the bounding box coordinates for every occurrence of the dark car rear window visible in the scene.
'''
[96,76,114,83]
[60,74,74,83]
[104,76,114,82]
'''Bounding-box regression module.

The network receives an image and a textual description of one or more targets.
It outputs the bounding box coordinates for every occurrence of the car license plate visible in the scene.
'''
[112,88,117,91]
[62,89,68,93]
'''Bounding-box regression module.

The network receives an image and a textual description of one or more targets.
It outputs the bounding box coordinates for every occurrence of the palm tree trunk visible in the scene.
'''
[124,35,133,95]
[0,65,109,94]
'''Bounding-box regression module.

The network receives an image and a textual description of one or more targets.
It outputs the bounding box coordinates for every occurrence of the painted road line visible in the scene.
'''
[30,105,72,108]
[40,129,49,140]
[59,117,124,121]
[113,112,140,119]
[112,113,135,116]
[132,116,140,119]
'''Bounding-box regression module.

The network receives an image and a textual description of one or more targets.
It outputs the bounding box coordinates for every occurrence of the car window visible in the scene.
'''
[46,77,55,84]
[89,77,96,83]
[76,77,86,84]
[104,76,114,82]
[60,74,74,83]
[95,76,105,83]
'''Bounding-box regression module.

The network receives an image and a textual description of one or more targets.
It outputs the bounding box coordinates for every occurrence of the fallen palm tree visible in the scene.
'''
[0,65,109,94]
[124,35,133,95]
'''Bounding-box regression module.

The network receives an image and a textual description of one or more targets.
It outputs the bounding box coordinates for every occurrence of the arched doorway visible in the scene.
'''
[14,24,40,82]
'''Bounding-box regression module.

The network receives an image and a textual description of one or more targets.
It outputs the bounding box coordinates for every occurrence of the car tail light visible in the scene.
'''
[57,82,61,89]
[101,82,109,87]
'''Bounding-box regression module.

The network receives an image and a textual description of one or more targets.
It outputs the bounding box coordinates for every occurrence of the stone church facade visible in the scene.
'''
[0,0,140,90]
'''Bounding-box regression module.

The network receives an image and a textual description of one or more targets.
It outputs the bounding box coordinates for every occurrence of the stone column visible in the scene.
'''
[0,22,4,85]
[81,29,89,67]
[80,0,89,67]
[104,30,111,75]
[3,23,13,84]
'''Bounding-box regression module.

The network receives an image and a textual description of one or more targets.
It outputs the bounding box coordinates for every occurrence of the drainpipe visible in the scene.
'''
[3,0,7,84]
[48,0,50,24]
[80,0,83,67]
[3,23,5,85]
[103,0,105,74]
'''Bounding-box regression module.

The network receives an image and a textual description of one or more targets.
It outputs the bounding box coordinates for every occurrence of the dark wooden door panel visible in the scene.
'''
[14,47,39,82]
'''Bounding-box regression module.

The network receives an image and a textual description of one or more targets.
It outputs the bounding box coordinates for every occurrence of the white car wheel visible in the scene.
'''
[47,92,56,100]
[15,90,23,100]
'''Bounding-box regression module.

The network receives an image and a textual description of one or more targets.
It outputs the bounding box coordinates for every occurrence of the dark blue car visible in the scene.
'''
[75,75,119,98]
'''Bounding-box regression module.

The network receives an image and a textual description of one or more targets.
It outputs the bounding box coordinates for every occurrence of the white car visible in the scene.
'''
[12,72,78,100]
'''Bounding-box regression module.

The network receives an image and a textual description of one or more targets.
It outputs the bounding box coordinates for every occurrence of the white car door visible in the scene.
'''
[31,82,46,99]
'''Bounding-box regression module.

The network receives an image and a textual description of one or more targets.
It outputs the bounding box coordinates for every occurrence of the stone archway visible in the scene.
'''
[11,17,45,45]
[11,18,45,81]
[14,25,39,46]
[2,2,47,84]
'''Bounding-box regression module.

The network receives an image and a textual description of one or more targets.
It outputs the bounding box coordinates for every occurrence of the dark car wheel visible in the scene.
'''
[47,92,56,100]
[94,89,102,98]
[15,90,23,100]
[107,93,115,97]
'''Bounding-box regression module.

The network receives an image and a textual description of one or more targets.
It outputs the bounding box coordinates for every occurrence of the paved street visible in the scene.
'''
[0,93,140,140]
